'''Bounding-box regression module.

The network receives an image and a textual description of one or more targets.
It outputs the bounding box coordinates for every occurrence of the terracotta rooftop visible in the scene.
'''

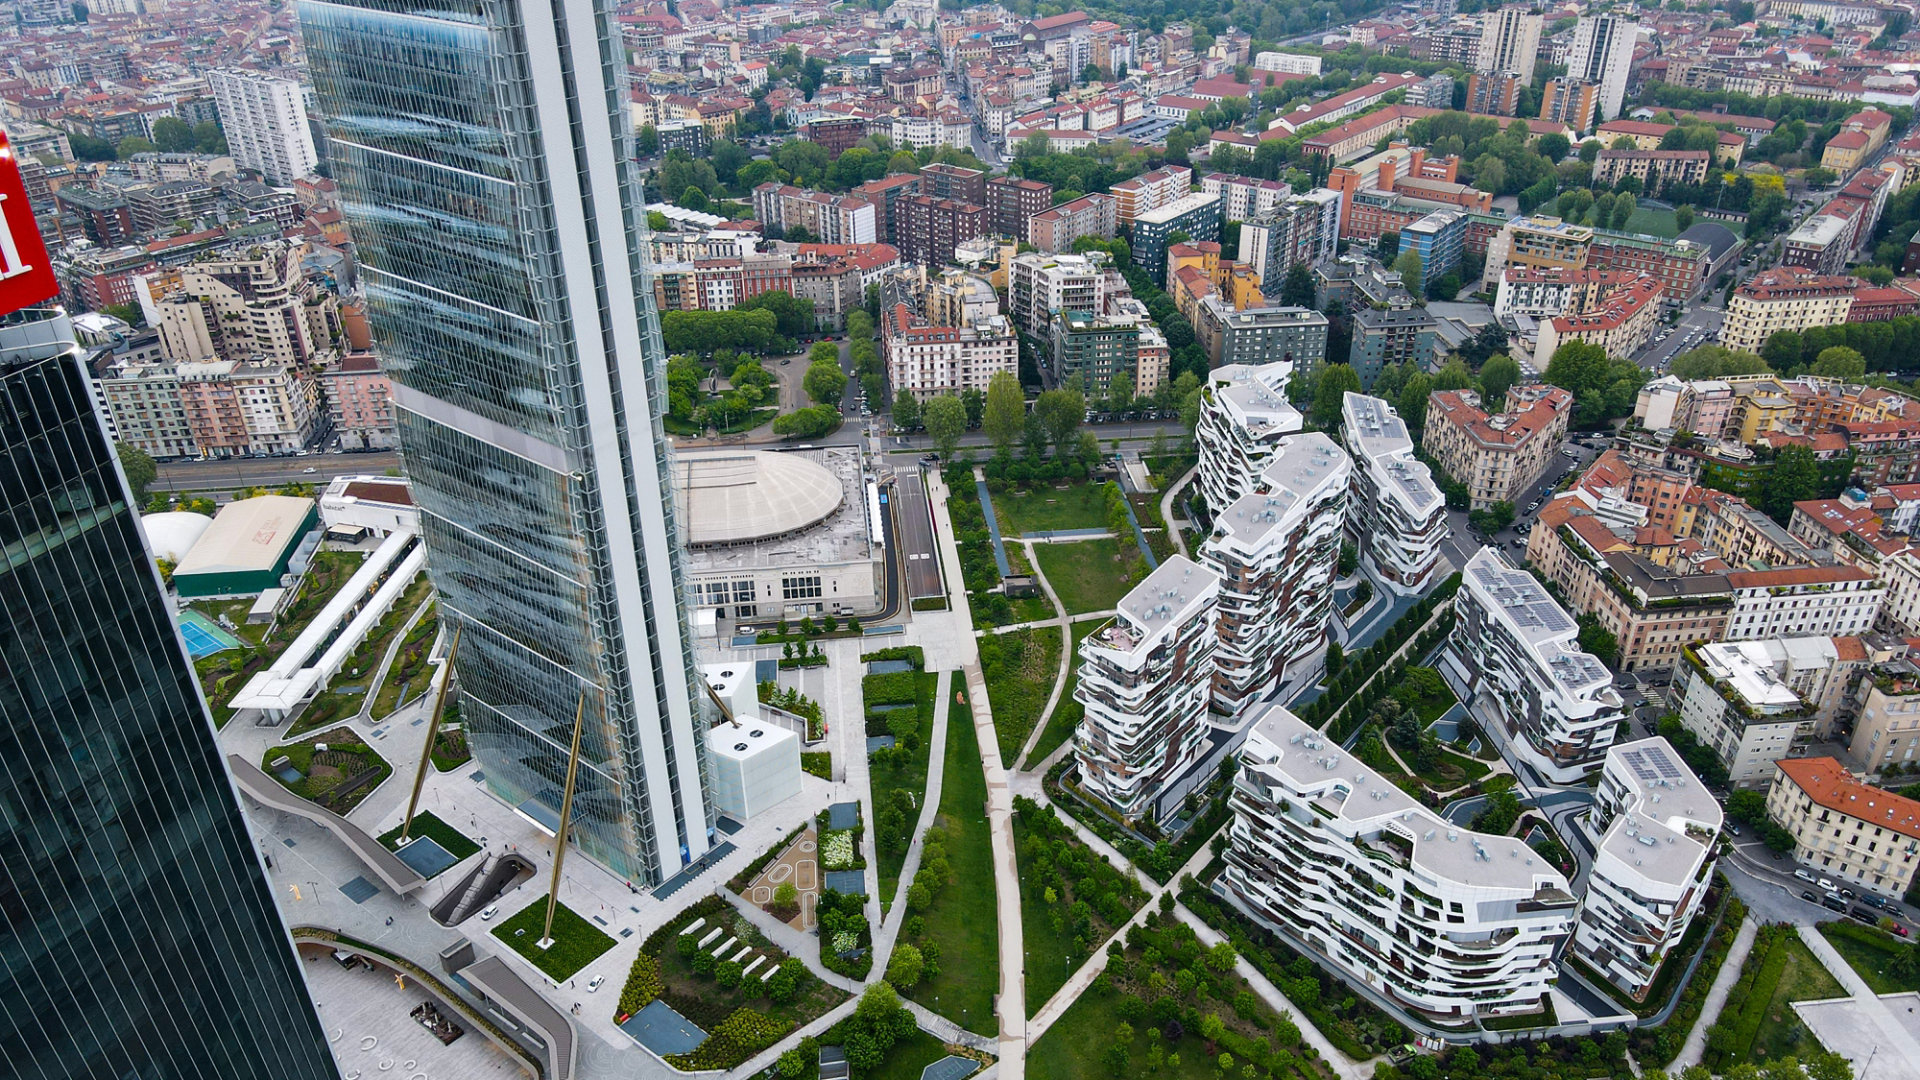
[1774,757,1920,843]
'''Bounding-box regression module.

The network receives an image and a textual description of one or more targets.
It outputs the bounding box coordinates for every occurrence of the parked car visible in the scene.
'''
[1822,894,1849,913]
[587,974,606,992]
[1818,877,1836,891]
[1849,907,1878,924]
[480,904,501,921]
[1896,923,1911,937]
[1802,890,1819,903]
[1862,894,1888,910]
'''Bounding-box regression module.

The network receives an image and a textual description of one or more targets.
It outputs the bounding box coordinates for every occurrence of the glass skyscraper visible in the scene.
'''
[301,0,714,885]
[0,304,337,1079]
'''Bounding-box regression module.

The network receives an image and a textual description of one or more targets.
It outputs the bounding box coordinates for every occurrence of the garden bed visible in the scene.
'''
[1704,923,1845,1069]
[869,665,940,907]
[1816,919,1920,994]
[980,625,1061,765]
[1013,796,1147,1016]
[377,810,480,864]
[261,725,392,815]
[373,602,440,719]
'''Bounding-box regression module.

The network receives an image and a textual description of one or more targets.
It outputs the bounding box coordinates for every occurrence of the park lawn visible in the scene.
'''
[1033,537,1148,615]
[1012,801,1147,1018]
[992,482,1108,535]
[871,669,940,906]
[377,810,481,864]
[1623,205,1680,238]
[979,625,1061,764]
[1817,920,1920,994]
[865,1028,966,1080]
[903,675,1000,1037]
[1709,926,1847,1068]
[491,895,616,982]
[1411,747,1492,790]
[1023,618,1100,770]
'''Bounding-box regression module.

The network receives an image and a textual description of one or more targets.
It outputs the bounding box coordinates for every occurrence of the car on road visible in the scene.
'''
[1818,876,1836,890]
[1822,893,1849,912]
[1849,907,1879,924]
[302,466,317,473]
[1802,889,1819,903]
[1896,922,1912,936]
[480,903,500,921]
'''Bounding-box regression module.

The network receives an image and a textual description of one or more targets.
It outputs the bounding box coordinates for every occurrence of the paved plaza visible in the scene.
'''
[303,944,530,1079]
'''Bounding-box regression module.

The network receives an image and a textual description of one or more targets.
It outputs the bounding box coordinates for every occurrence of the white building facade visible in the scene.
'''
[1194,360,1301,513]
[1342,392,1449,596]
[207,69,319,184]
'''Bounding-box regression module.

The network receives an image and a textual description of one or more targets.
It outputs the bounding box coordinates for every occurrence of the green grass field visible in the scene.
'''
[979,625,1061,765]
[491,896,616,982]
[992,482,1108,535]
[1818,920,1920,994]
[1023,618,1100,769]
[1707,926,1847,1068]
[1623,205,1681,238]
[903,675,1000,1036]
[1033,537,1148,615]
[378,810,481,867]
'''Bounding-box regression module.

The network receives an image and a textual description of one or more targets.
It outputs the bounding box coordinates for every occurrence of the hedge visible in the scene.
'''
[860,645,925,667]
[616,951,664,1018]
[664,1006,792,1071]
[861,671,919,706]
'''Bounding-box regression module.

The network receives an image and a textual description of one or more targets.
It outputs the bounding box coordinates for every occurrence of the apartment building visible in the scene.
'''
[152,241,338,367]
[1196,298,1329,374]
[918,162,987,206]
[1049,310,1139,395]
[1239,190,1343,294]
[1534,275,1663,363]
[1223,703,1576,1022]
[1202,173,1294,223]
[1676,641,1821,783]
[1423,385,1574,510]
[985,176,1052,241]
[1466,71,1523,116]
[97,362,195,458]
[751,183,878,244]
[1565,15,1639,126]
[1028,193,1117,253]
[899,196,988,268]
[1342,393,1449,595]
[1199,433,1352,711]
[1133,193,1223,286]
[853,173,924,248]
[1848,662,1920,775]
[1724,565,1884,641]
[1477,7,1543,85]
[1195,360,1304,512]
[1108,165,1193,225]
[1571,739,1722,1001]
[1767,757,1920,898]
[1496,267,1639,320]
[1398,207,1467,281]
[1073,555,1219,822]
[1721,267,1861,354]
[1008,251,1128,338]
[1350,306,1440,390]
[318,351,394,451]
[206,69,318,184]
[1481,216,1593,291]
[1444,548,1626,782]
[1539,80,1603,133]
[883,303,1018,399]
[1592,150,1710,191]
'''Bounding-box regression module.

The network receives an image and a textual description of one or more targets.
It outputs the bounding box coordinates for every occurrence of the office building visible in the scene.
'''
[1342,393,1449,595]
[1423,385,1574,509]
[1224,703,1576,1022]
[0,290,336,1074]
[207,69,320,184]
[1199,432,1351,711]
[1767,757,1920,898]
[985,175,1053,241]
[1397,207,1467,281]
[1132,192,1222,285]
[1443,548,1626,782]
[1565,16,1639,126]
[1073,556,1219,822]
[1572,739,1721,1001]
[1477,7,1543,85]
[1195,360,1303,512]
[305,0,715,884]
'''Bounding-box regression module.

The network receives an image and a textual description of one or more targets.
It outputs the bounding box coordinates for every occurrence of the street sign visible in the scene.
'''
[0,127,58,317]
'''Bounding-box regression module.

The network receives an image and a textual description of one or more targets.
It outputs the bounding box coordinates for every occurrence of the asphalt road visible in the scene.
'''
[155,451,400,492]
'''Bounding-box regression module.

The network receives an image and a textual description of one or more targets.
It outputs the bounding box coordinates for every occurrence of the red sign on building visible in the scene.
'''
[0,128,59,317]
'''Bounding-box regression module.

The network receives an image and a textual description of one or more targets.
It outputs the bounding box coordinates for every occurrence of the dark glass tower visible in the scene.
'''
[0,304,337,1079]
[301,0,714,885]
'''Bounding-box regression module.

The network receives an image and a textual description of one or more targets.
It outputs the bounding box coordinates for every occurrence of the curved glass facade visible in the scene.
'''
[302,0,713,884]
[0,337,335,1079]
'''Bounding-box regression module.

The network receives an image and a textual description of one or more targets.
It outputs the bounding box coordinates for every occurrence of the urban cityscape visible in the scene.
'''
[16,0,1920,1078]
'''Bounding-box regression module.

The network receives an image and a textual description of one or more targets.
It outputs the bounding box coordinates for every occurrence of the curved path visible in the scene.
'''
[1159,464,1198,558]
[227,754,426,895]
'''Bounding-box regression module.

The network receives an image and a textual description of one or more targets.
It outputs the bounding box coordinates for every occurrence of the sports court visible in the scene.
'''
[178,609,244,657]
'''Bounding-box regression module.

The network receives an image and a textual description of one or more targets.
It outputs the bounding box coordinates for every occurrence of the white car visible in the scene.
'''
[302,466,318,473]
[587,974,606,993]
[480,903,501,921]
[1794,869,1817,884]
[1818,877,1836,892]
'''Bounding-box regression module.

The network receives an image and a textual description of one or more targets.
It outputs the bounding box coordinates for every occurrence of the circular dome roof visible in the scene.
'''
[141,511,215,562]
[677,451,843,546]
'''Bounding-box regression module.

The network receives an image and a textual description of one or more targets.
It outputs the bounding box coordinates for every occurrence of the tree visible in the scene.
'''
[1674,205,1696,233]
[1727,789,1769,824]
[1106,369,1134,416]
[885,943,925,988]
[738,291,815,340]
[1467,501,1514,534]
[1082,63,1104,84]
[679,185,710,211]
[1392,249,1424,296]
[116,443,157,500]
[923,394,967,459]
[65,129,116,161]
[772,881,800,912]
[1811,346,1866,379]
[1279,262,1316,307]
[115,136,156,160]
[1761,444,1822,523]
[983,372,1024,457]
[1672,345,1770,380]
[892,388,921,430]
[1372,231,1401,264]
[803,358,847,404]
[1312,363,1361,430]
[151,116,195,153]
[1577,614,1618,663]
[1398,372,1433,436]
[1034,386,1085,456]
[1479,354,1521,405]
[771,405,840,438]
[1762,330,1805,370]
[1611,193,1637,231]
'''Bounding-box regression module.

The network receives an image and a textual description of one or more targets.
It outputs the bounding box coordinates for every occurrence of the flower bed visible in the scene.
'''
[822,830,856,869]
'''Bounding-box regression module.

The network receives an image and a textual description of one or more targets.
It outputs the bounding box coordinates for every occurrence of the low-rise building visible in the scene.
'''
[1342,393,1449,595]
[1443,548,1626,782]
[1223,702,1577,1022]
[1049,309,1140,396]
[1073,555,1218,822]
[1423,385,1574,510]
[1534,274,1663,362]
[1028,193,1118,253]
[1849,662,1920,777]
[1199,433,1351,711]
[1571,738,1722,1001]
[1766,757,1920,899]
[1591,149,1712,191]
[1722,267,1859,355]
[318,352,394,451]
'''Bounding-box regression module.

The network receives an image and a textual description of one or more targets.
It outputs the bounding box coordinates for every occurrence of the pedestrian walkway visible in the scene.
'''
[1158,464,1197,559]
[960,660,1027,1080]
[972,470,1013,579]
[1112,487,1160,570]
[1670,917,1758,1070]
[1795,923,1920,1071]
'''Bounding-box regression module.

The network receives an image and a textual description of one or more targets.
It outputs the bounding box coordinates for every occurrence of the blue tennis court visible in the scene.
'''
[178,609,243,657]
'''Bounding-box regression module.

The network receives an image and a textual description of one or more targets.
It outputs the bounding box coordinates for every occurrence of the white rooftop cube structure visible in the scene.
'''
[706,722,801,821]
